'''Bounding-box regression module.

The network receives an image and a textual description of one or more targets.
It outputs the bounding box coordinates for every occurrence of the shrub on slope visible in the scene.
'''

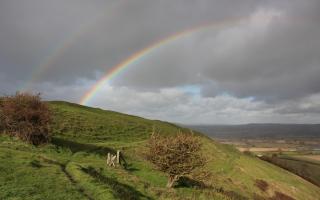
[0,92,51,145]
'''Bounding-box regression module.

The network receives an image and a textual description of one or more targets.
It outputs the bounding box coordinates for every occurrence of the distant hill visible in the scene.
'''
[0,101,319,200]
[185,124,320,139]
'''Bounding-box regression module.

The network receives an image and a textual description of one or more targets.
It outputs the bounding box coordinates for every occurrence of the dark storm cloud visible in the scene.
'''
[0,0,115,83]
[0,0,320,123]
[202,0,320,101]
[115,0,320,102]
[0,0,261,86]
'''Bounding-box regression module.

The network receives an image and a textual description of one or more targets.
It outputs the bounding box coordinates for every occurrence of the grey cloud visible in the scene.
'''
[0,0,261,86]
[0,0,115,83]
[1,0,320,124]
[13,78,320,124]
[274,94,320,115]
[203,2,320,101]
[87,85,320,124]
[109,0,320,103]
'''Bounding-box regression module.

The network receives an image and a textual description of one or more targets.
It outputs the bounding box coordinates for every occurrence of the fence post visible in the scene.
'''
[117,150,120,164]
[107,153,111,166]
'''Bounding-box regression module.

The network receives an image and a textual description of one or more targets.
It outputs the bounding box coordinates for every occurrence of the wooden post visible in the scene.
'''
[107,153,111,166]
[117,150,120,164]
[107,151,123,168]
[111,155,116,167]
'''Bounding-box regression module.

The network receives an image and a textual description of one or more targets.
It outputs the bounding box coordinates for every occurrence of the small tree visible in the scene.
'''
[0,92,51,145]
[146,132,206,188]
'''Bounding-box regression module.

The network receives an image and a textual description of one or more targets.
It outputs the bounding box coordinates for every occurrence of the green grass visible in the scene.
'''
[49,101,185,143]
[0,101,319,199]
[0,137,85,200]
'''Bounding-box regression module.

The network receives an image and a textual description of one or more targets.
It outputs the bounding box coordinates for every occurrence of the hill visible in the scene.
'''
[0,101,319,200]
[186,124,320,139]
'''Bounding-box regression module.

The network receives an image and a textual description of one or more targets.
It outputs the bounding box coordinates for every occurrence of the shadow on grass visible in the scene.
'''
[211,186,248,200]
[124,163,140,172]
[176,177,248,200]
[81,166,153,200]
[30,160,42,168]
[52,137,115,156]
[176,176,206,189]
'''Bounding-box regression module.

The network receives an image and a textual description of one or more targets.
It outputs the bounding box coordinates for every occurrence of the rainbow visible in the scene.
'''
[22,1,122,91]
[79,18,247,105]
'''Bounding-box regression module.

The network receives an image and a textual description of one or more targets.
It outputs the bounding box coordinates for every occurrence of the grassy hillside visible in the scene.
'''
[49,101,185,143]
[0,101,319,200]
[260,154,320,187]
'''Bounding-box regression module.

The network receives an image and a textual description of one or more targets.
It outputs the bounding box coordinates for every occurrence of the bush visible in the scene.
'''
[0,92,51,145]
[146,132,206,188]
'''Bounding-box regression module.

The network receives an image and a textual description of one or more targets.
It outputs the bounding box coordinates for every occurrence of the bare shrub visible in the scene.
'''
[255,179,269,192]
[0,92,51,145]
[146,132,206,188]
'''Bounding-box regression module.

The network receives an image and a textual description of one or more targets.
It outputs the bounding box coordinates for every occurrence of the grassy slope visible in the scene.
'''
[0,101,319,200]
[260,154,320,187]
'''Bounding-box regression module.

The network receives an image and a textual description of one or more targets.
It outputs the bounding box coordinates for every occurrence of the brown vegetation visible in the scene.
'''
[255,179,269,192]
[269,191,295,200]
[146,132,206,188]
[0,92,51,145]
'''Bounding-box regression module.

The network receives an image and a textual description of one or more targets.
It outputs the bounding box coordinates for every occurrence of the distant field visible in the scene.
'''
[216,135,320,189]
[295,155,320,162]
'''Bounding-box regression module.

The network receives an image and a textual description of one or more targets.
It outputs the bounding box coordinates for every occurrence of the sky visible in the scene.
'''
[0,0,319,124]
